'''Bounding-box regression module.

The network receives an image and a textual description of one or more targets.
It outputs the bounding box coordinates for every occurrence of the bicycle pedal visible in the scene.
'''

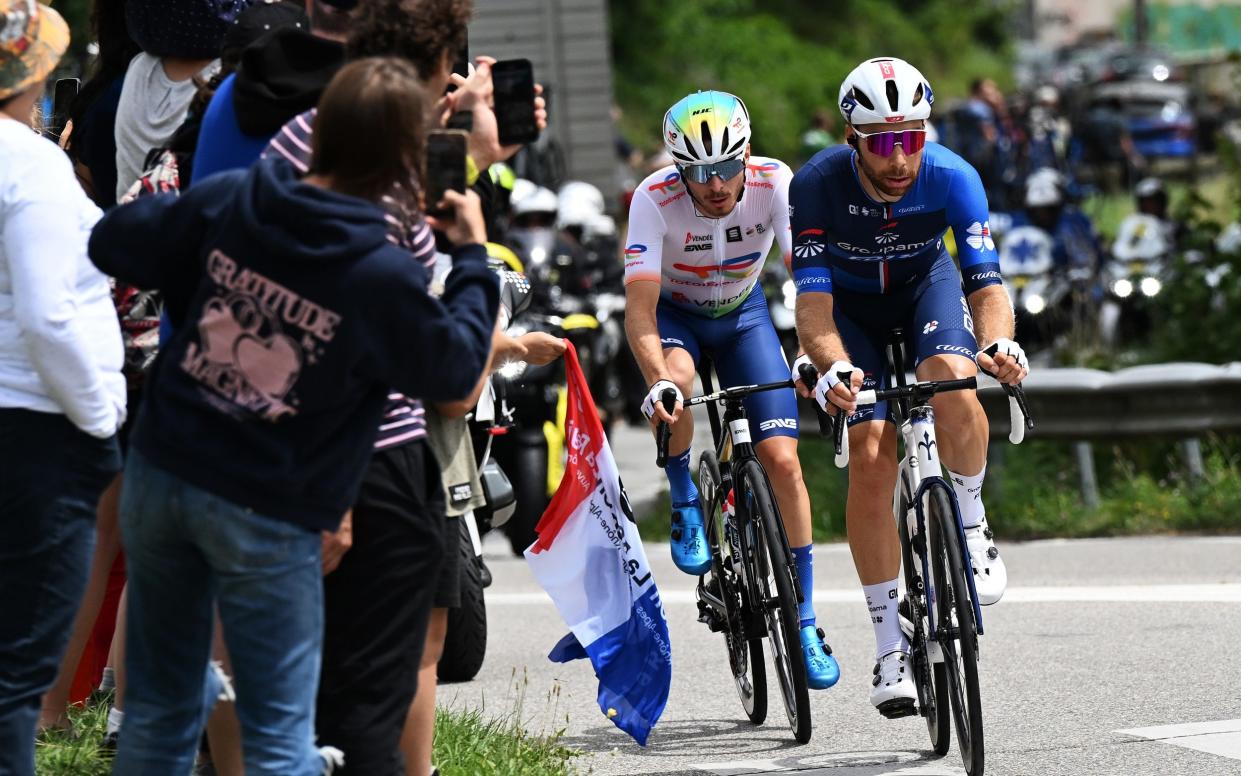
[877,698,918,719]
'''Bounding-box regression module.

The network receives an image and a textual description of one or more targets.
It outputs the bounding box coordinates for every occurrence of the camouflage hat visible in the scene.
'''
[0,0,68,101]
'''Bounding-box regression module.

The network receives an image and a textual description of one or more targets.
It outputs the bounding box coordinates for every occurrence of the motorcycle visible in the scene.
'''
[1099,213,1170,348]
[998,224,1070,351]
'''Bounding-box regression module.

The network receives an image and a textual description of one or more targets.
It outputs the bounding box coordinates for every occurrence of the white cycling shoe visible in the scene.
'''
[965,517,1007,606]
[870,650,918,718]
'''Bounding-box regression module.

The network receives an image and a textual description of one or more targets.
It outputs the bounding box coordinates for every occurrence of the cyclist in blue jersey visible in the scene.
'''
[789,58,1029,717]
[625,90,840,689]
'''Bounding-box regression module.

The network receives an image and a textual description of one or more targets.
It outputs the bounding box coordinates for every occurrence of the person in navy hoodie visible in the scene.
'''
[88,56,498,775]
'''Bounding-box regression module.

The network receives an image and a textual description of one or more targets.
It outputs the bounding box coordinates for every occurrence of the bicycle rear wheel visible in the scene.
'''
[699,451,766,725]
[928,487,984,775]
[738,461,811,744]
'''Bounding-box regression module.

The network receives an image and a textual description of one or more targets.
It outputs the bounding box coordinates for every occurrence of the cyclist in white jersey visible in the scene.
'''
[625,90,839,690]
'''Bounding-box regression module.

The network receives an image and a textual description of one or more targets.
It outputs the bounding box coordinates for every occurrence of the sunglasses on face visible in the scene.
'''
[677,157,746,184]
[851,127,927,157]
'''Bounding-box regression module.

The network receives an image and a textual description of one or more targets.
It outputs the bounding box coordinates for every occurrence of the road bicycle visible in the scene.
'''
[653,363,814,743]
[801,333,1033,776]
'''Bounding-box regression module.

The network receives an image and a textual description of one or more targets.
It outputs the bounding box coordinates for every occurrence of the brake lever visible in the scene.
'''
[654,388,678,468]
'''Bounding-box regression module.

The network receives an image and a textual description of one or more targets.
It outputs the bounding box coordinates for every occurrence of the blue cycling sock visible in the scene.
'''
[792,544,816,628]
[666,449,698,506]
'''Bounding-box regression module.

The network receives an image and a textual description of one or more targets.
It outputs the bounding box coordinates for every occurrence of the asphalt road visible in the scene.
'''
[445,534,1241,776]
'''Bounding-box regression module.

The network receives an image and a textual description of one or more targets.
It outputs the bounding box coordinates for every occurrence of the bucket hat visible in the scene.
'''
[0,0,69,101]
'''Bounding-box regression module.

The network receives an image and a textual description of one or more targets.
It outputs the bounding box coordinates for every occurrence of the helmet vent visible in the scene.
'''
[885,80,900,112]
[851,87,874,111]
[912,83,924,106]
[726,137,747,155]
[699,120,713,155]
[720,126,731,155]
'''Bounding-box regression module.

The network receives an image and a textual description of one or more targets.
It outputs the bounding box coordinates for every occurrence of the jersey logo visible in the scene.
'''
[648,172,682,195]
[726,226,742,242]
[964,221,996,252]
[794,228,826,258]
[747,162,779,178]
[758,418,798,432]
[672,251,762,279]
[624,244,647,258]
[922,320,938,334]
[875,220,901,245]
[849,204,884,217]
[684,232,712,252]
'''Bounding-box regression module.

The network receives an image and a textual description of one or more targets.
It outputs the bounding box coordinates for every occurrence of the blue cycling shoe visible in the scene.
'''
[800,626,841,689]
[670,501,711,575]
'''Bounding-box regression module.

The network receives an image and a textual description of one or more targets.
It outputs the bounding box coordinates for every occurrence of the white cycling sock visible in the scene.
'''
[948,466,986,529]
[106,706,124,735]
[863,579,907,659]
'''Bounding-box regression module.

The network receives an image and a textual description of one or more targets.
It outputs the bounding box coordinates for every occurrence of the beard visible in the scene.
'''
[857,151,921,200]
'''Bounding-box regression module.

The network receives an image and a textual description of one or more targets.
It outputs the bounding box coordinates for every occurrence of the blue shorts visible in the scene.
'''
[833,252,978,427]
[657,287,798,443]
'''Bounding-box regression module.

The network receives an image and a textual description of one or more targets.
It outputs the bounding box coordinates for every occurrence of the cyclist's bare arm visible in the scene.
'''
[624,279,672,388]
[794,291,860,409]
[966,285,1026,383]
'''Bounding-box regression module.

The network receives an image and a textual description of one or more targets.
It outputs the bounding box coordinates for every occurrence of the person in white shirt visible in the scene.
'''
[0,3,125,773]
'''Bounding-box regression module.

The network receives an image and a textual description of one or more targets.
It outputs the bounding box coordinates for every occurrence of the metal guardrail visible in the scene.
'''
[975,363,1241,440]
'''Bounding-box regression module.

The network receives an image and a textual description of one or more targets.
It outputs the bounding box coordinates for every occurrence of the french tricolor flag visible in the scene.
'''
[524,342,672,746]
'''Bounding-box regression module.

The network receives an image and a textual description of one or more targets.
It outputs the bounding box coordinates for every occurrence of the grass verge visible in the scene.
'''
[36,689,582,776]
[636,433,1241,543]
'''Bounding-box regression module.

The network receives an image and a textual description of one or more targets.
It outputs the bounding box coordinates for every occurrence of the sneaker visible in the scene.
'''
[319,746,345,775]
[964,518,1007,605]
[870,650,917,718]
[798,626,840,689]
[670,501,710,575]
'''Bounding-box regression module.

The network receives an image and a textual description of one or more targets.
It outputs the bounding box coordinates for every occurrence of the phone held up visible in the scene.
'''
[44,77,79,142]
[491,58,539,146]
[426,129,468,218]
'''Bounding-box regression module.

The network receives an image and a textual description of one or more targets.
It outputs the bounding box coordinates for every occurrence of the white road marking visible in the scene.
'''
[1118,719,1241,761]
[688,751,963,775]
[486,583,1241,606]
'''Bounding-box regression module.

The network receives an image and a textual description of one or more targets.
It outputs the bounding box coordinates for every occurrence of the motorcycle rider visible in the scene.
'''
[1021,168,1105,278]
[624,90,840,690]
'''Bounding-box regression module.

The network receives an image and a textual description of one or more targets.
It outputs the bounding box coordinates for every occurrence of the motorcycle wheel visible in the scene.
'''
[439,519,487,683]
[503,434,550,556]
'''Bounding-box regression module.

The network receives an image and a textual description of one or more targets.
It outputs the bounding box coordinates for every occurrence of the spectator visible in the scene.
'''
[63,0,142,209]
[1077,97,1143,192]
[90,56,499,774]
[192,0,352,182]
[799,107,836,162]
[114,0,250,200]
[0,3,126,774]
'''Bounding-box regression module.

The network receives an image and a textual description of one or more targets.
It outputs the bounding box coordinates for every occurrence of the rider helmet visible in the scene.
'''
[662,90,752,165]
[838,57,934,126]
[1024,167,1066,208]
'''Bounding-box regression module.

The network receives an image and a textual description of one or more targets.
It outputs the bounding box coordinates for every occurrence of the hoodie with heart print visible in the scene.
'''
[89,157,498,532]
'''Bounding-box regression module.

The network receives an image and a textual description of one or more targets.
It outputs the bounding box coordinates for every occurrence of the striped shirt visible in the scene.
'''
[264,109,438,450]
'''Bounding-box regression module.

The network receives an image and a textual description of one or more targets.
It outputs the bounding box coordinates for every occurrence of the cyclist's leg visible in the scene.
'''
[712,290,838,688]
[909,255,1005,603]
[654,301,710,575]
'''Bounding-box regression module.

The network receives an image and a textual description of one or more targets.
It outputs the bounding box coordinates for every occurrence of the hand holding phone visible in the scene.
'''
[44,77,79,142]
[427,189,486,247]
[425,129,468,218]
[492,58,538,146]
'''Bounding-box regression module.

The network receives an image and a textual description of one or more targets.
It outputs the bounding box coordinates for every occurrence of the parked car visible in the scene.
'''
[1086,81,1196,159]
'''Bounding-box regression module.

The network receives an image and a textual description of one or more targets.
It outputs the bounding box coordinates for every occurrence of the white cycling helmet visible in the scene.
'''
[511,182,558,217]
[1024,167,1066,208]
[662,90,752,165]
[557,180,606,229]
[838,57,934,126]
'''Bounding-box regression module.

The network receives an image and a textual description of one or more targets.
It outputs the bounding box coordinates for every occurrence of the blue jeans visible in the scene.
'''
[113,450,326,776]
[0,409,120,776]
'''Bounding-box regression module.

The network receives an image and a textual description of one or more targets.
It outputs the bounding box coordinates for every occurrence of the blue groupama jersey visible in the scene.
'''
[789,142,1004,296]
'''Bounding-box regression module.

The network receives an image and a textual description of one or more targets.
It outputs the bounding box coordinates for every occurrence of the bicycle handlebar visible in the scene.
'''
[796,363,852,467]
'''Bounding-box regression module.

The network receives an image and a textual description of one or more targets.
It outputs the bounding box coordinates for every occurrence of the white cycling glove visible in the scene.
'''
[790,354,815,387]
[814,360,858,414]
[641,379,683,420]
[977,338,1029,377]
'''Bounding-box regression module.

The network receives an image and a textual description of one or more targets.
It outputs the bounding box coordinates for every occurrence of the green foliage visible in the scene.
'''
[611,0,1017,163]
[35,700,114,776]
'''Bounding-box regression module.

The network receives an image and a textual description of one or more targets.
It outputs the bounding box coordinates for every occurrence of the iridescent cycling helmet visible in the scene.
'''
[838,57,934,126]
[662,90,752,165]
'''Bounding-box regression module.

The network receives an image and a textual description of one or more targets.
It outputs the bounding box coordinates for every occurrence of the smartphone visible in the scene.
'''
[44,77,79,141]
[492,58,539,146]
[425,129,468,217]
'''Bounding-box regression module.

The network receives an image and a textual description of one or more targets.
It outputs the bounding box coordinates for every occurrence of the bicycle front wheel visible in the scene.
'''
[928,487,984,775]
[699,450,766,725]
[738,461,811,744]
